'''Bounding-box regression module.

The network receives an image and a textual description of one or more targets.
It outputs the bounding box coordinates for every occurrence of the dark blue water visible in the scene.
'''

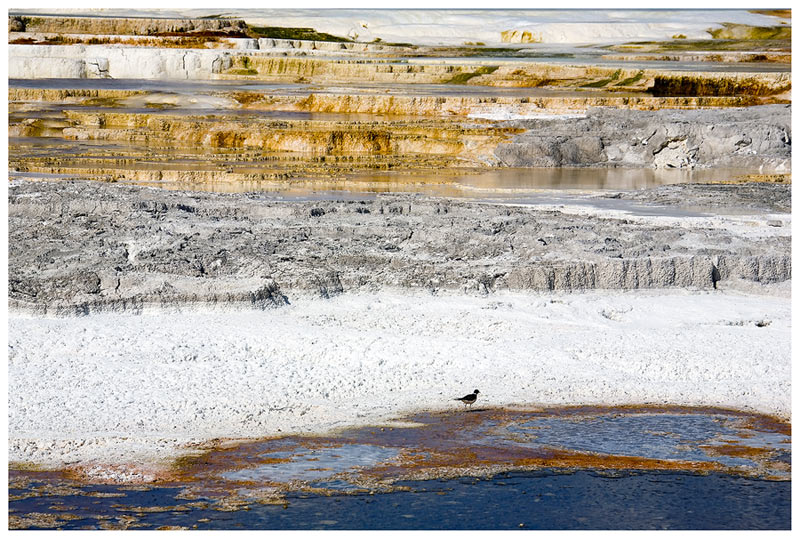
[9,470,789,530]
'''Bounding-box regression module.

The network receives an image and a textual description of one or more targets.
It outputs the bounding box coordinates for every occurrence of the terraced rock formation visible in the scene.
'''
[6,11,793,491]
[9,105,519,181]
[8,12,791,187]
[6,12,793,305]
[9,15,250,36]
[9,95,791,183]
[8,41,792,97]
[8,14,791,100]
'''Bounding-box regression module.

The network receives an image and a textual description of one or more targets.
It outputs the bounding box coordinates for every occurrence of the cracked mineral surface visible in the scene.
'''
[6,179,791,315]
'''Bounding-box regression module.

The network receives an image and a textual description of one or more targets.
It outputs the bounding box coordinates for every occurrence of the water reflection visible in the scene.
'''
[117,167,761,195]
[459,167,721,190]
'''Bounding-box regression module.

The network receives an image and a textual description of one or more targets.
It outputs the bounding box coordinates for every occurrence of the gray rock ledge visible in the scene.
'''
[8,179,791,315]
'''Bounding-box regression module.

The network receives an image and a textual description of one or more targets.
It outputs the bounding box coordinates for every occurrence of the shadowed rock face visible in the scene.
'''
[8,179,790,315]
[496,105,791,170]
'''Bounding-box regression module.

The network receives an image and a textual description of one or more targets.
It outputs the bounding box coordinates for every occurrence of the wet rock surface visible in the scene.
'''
[8,179,790,315]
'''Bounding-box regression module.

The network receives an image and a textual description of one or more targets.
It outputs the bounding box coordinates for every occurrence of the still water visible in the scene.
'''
[9,471,789,530]
[111,167,760,195]
[9,406,790,530]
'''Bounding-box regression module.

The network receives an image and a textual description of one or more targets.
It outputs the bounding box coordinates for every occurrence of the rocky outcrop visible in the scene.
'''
[8,179,790,315]
[495,105,791,170]
[11,16,249,36]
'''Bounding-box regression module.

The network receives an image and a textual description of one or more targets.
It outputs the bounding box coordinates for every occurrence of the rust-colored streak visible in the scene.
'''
[513,451,720,473]
[699,444,774,459]
[16,405,788,489]
[375,445,721,477]
[170,435,341,483]
[738,415,791,436]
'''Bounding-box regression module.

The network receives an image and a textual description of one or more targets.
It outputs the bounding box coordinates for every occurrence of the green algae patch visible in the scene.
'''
[248,26,352,42]
[444,66,500,84]
[581,69,622,88]
[144,102,178,109]
[9,461,53,473]
[615,70,645,87]
[225,56,259,76]
[608,38,790,53]
[226,68,259,76]
[708,23,791,40]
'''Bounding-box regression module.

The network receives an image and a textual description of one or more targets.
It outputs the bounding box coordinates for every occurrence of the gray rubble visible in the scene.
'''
[7,179,791,316]
[496,105,791,170]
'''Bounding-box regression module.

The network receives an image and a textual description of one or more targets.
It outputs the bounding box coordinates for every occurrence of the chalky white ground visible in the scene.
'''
[8,287,790,478]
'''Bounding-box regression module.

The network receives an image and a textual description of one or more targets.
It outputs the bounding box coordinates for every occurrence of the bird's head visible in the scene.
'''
[474,389,480,394]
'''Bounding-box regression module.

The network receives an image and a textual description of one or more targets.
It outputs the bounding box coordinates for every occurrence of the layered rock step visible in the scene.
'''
[9,107,520,181]
[9,97,791,182]
[8,42,791,99]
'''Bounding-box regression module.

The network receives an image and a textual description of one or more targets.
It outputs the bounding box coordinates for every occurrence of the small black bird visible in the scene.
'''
[454,389,480,407]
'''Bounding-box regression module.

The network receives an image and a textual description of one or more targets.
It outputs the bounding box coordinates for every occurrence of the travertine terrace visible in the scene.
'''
[6,9,792,477]
[8,11,791,183]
